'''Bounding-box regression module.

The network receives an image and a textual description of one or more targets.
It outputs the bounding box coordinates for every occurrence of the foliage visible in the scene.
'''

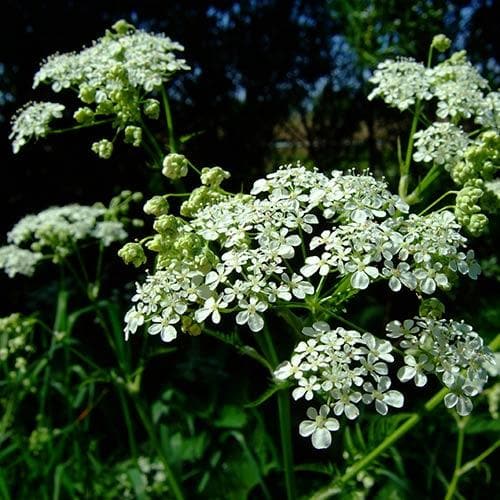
[1,13,499,500]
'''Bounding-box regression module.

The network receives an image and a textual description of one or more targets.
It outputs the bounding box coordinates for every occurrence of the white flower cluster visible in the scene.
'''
[10,21,189,154]
[273,323,404,449]
[33,22,189,95]
[0,245,43,278]
[0,203,127,277]
[431,52,489,120]
[368,58,433,111]
[124,164,479,342]
[368,51,496,125]
[9,101,65,153]
[413,122,470,168]
[387,317,495,416]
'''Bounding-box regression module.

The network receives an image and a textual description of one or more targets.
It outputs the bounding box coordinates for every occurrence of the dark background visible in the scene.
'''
[0,0,498,307]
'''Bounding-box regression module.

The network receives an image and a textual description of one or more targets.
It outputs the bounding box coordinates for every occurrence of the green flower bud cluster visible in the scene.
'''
[200,166,231,187]
[0,314,35,363]
[73,106,94,124]
[162,153,188,180]
[451,131,500,186]
[431,34,452,53]
[124,125,142,147]
[118,242,147,267]
[29,425,56,455]
[91,139,113,159]
[143,99,160,120]
[455,182,489,236]
[180,186,229,218]
[419,297,445,319]
[140,211,217,274]
[143,196,169,216]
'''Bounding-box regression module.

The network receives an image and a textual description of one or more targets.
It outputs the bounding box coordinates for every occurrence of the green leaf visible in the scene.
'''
[214,405,248,429]
[463,418,500,435]
[179,131,203,144]
[127,467,147,500]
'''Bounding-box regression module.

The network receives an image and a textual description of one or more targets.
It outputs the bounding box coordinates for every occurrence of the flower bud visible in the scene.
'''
[112,19,135,36]
[124,125,142,147]
[73,107,94,124]
[200,166,231,187]
[143,99,160,120]
[468,213,488,237]
[78,84,96,104]
[143,196,169,216]
[162,153,188,180]
[153,214,181,234]
[419,298,445,319]
[432,34,451,53]
[118,242,146,267]
[91,139,114,159]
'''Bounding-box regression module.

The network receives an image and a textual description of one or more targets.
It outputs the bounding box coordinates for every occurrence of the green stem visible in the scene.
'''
[459,439,500,476]
[161,85,177,153]
[405,157,441,205]
[131,395,185,500]
[48,119,113,135]
[399,99,422,201]
[140,118,165,162]
[418,191,459,216]
[40,288,69,416]
[261,326,297,500]
[444,417,466,500]
[117,387,138,460]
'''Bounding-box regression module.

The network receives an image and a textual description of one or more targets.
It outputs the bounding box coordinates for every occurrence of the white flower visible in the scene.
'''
[331,388,362,420]
[148,310,178,342]
[10,101,65,153]
[397,354,433,387]
[194,296,228,325]
[292,376,321,401]
[235,296,268,332]
[346,256,379,290]
[300,252,332,277]
[362,376,404,415]
[299,405,340,449]
[124,308,145,340]
[281,273,315,299]
[273,354,306,381]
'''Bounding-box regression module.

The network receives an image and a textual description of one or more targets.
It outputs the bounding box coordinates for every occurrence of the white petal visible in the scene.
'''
[324,418,340,431]
[299,420,316,437]
[415,372,428,387]
[161,326,177,342]
[375,399,388,415]
[444,393,458,408]
[351,271,370,290]
[384,390,404,408]
[248,313,264,332]
[344,404,359,420]
[456,397,473,416]
[319,405,330,418]
[292,387,306,400]
[397,366,416,383]
[312,428,332,449]
[274,361,292,380]
[306,407,318,419]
